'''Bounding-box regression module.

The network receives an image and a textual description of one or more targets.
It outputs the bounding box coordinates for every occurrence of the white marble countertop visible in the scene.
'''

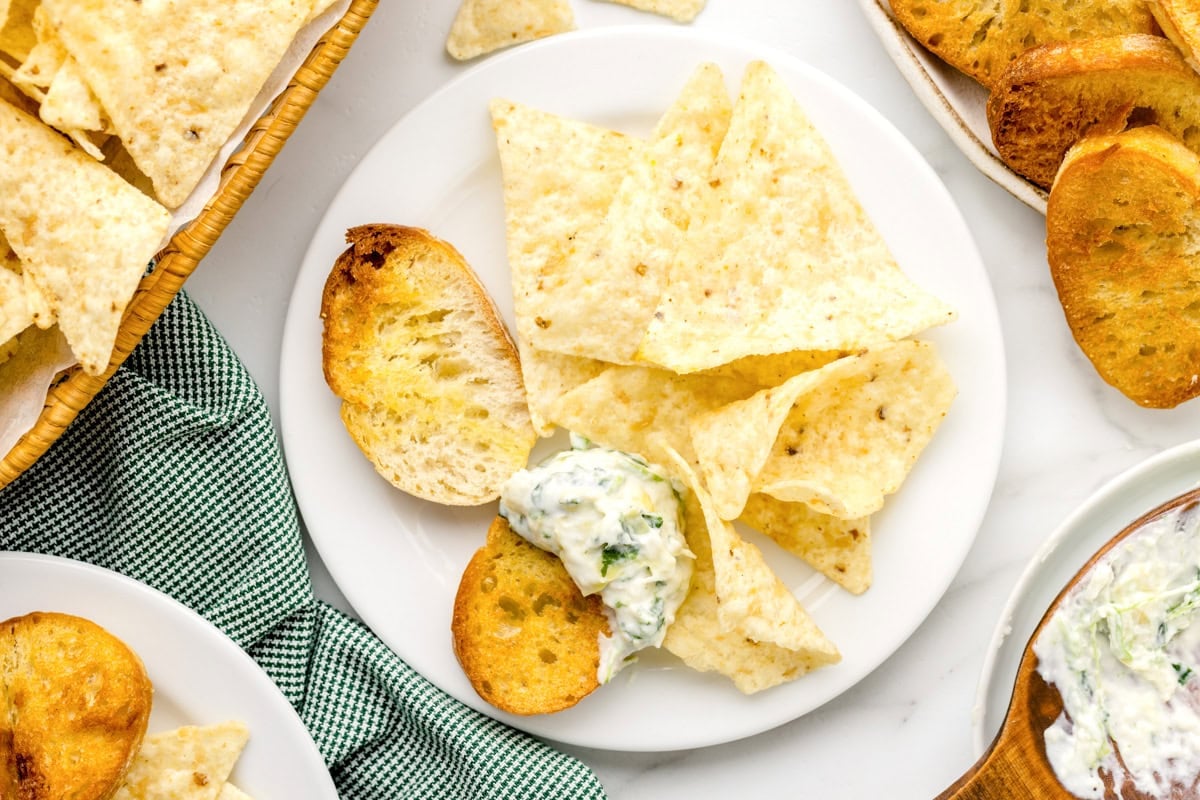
[184,1,1200,797]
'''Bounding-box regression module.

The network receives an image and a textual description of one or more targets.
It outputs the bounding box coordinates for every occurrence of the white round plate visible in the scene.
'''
[972,440,1200,755]
[280,27,1006,751]
[857,0,1048,214]
[0,553,337,798]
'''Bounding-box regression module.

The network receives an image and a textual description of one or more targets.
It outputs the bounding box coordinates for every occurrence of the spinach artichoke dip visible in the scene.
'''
[1033,499,1200,799]
[499,436,693,683]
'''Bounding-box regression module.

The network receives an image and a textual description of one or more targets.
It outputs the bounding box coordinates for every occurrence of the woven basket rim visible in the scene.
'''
[0,0,379,489]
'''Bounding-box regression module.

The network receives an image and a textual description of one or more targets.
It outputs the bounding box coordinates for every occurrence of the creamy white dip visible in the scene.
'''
[1034,499,1200,799]
[499,435,693,682]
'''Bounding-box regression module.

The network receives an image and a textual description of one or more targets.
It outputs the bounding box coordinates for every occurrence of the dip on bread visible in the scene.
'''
[499,435,693,682]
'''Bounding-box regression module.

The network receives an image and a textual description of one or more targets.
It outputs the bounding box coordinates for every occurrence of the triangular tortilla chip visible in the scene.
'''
[524,62,731,364]
[701,349,845,387]
[41,0,323,208]
[114,721,249,800]
[692,340,955,521]
[740,493,872,594]
[518,343,606,437]
[636,60,956,373]
[598,0,706,22]
[756,340,956,518]
[0,235,32,343]
[491,97,641,422]
[548,364,756,466]
[689,365,831,521]
[10,7,106,157]
[446,0,574,61]
[0,0,36,63]
[0,98,170,374]
[658,443,840,685]
[492,98,643,344]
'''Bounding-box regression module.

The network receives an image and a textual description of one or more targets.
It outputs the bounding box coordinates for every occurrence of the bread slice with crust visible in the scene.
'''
[988,34,1200,189]
[0,612,153,800]
[890,0,1158,88]
[1047,125,1200,408]
[1152,0,1200,73]
[321,224,537,505]
[452,516,609,715]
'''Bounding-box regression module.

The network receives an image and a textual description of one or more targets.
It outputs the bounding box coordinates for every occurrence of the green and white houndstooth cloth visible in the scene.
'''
[0,292,607,800]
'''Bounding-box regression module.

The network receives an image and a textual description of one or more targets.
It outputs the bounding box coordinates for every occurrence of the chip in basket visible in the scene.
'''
[0,98,170,376]
[39,0,328,208]
[0,0,35,63]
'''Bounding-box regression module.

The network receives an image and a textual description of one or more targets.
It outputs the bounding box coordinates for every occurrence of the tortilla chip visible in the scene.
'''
[662,515,836,693]
[41,0,320,208]
[0,325,71,442]
[0,234,32,343]
[41,57,105,131]
[492,98,641,342]
[114,721,249,800]
[491,97,641,413]
[689,366,829,521]
[0,97,170,374]
[548,364,756,465]
[756,340,956,518]
[522,63,730,364]
[635,60,956,373]
[740,493,872,594]
[0,0,36,63]
[702,349,845,387]
[0,335,16,366]
[218,785,253,800]
[518,344,606,437]
[599,0,706,22]
[446,0,574,61]
[658,444,840,687]
[9,7,58,102]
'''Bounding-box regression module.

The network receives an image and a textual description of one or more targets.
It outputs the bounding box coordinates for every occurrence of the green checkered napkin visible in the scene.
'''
[0,292,606,800]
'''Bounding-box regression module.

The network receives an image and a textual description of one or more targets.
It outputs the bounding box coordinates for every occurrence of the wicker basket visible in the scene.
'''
[0,0,378,489]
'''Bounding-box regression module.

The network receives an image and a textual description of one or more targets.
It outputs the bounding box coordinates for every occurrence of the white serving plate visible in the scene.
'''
[280,26,1006,751]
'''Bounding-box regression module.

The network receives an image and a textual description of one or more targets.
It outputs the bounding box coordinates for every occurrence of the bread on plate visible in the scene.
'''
[320,224,537,505]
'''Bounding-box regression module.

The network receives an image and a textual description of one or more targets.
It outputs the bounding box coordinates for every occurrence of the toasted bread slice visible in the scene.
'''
[321,224,537,505]
[1047,126,1200,408]
[988,34,1200,189]
[1152,0,1200,73]
[1,612,153,800]
[890,0,1157,88]
[452,516,609,715]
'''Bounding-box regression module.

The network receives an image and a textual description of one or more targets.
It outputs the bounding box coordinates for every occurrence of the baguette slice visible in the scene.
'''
[1,612,153,800]
[1152,0,1200,73]
[321,224,537,505]
[452,516,609,715]
[988,34,1200,189]
[890,0,1157,88]
[1047,126,1200,408]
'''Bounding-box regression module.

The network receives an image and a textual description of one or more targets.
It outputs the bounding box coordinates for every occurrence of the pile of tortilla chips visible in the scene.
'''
[115,721,254,800]
[491,61,958,693]
[0,0,337,418]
